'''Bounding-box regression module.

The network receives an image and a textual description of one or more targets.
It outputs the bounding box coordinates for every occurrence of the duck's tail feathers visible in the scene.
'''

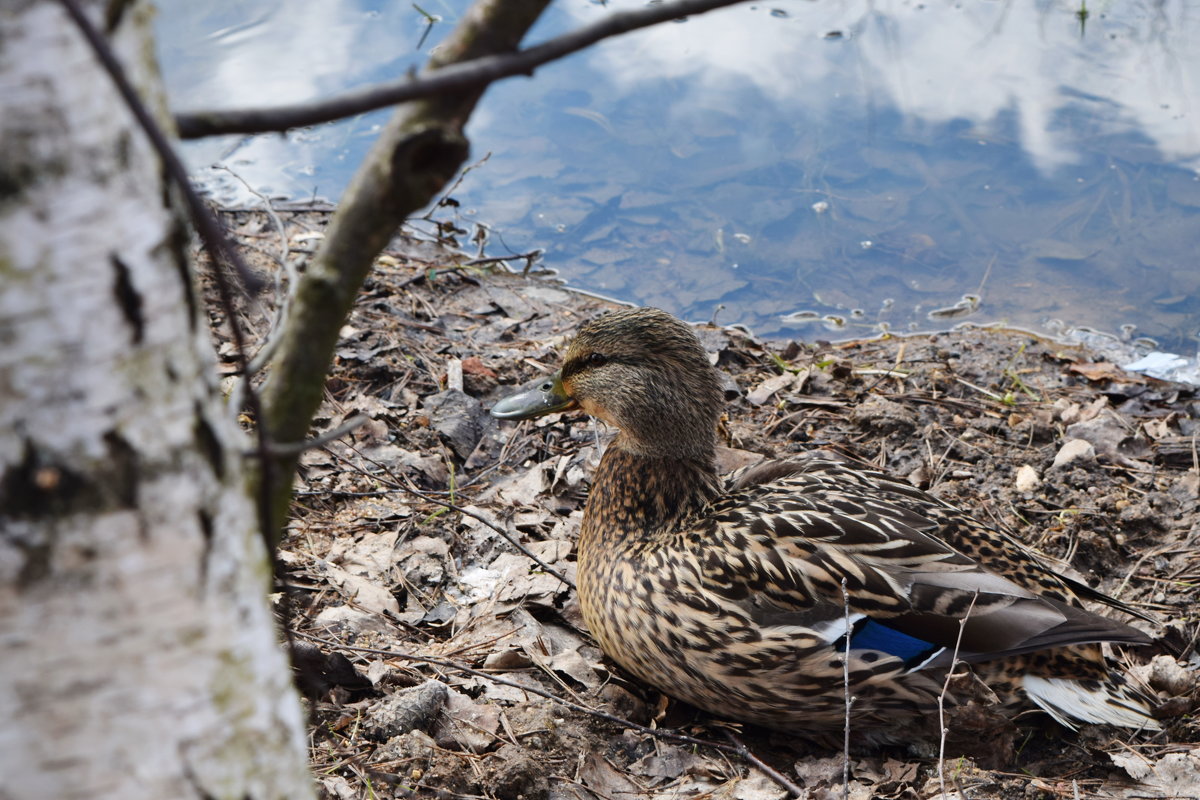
[1021,674,1161,731]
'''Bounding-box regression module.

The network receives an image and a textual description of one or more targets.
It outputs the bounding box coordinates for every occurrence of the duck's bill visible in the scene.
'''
[490,370,578,420]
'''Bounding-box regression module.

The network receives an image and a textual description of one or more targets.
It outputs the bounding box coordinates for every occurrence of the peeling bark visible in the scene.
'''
[0,3,312,797]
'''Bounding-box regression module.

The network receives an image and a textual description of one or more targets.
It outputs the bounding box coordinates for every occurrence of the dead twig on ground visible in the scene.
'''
[938,591,980,800]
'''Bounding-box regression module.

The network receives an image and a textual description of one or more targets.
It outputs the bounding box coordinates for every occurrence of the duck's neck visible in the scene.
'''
[581,440,720,546]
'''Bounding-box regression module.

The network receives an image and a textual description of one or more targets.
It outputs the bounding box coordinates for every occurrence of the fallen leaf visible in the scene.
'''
[732,769,788,800]
[630,744,710,783]
[462,355,497,378]
[747,372,796,406]
[313,559,401,615]
[579,752,645,800]
[1110,750,1153,781]
[1069,361,1145,384]
[433,687,501,753]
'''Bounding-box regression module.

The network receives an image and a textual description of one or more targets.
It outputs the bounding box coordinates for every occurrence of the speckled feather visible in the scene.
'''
[495,307,1160,739]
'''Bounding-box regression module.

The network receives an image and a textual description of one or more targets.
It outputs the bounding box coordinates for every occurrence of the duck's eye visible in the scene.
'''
[587,352,608,368]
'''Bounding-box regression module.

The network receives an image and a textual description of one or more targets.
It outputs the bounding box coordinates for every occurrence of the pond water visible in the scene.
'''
[156,0,1200,360]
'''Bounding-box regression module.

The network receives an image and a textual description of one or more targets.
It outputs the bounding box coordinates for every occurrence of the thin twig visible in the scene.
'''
[396,251,545,289]
[175,0,755,138]
[420,152,493,221]
[462,250,544,269]
[938,591,980,800]
[210,167,302,378]
[215,165,291,271]
[55,0,277,529]
[253,415,370,458]
[840,577,854,800]
[954,378,1006,403]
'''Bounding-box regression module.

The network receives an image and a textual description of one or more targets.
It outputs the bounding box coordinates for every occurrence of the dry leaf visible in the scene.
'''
[1068,361,1146,383]
[747,372,796,406]
[579,752,645,800]
[433,688,501,753]
[313,559,401,615]
[732,770,788,800]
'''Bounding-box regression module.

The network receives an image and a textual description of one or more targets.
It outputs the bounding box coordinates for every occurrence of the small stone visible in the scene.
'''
[1148,654,1198,696]
[1014,464,1041,493]
[1052,438,1095,468]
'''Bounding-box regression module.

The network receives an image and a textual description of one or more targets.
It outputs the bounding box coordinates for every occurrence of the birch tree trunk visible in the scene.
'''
[0,3,313,797]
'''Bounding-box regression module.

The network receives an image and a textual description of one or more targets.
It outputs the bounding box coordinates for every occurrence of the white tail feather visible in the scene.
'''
[1022,675,1161,731]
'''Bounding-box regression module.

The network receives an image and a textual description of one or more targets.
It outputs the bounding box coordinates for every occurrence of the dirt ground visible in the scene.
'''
[204,207,1199,800]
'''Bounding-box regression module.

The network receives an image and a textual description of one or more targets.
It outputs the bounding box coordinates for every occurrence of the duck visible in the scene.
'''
[491,306,1160,740]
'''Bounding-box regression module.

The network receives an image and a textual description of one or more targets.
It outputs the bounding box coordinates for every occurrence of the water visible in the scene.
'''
[156,0,1200,357]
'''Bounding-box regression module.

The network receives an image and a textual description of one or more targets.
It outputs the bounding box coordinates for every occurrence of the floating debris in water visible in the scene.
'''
[781,310,822,324]
[927,294,981,320]
[812,200,830,214]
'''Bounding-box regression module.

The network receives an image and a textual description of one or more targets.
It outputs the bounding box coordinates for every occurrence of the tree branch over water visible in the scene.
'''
[174,0,753,139]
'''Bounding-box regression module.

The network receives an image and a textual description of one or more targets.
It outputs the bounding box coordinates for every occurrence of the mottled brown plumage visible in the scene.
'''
[492,307,1159,740]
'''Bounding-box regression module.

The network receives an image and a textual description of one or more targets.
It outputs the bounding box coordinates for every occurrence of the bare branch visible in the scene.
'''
[255,0,552,543]
[56,0,280,545]
[175,0,754,139]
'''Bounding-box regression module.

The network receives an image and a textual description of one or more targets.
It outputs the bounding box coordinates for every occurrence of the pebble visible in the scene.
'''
[1014,464,1041,492]
[1052,438,1095,468]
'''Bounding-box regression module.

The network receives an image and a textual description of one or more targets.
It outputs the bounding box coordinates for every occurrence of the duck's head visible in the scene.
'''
[491,307,724,461]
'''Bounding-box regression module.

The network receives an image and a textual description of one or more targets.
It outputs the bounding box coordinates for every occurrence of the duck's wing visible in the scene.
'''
[700,457,1152,668]
[727,455,1151,616]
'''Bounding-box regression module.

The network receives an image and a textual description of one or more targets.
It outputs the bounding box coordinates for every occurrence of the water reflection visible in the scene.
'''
[157,0,1200,353]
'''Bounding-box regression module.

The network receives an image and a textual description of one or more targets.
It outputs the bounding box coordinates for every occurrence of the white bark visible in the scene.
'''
[0,3,313,798]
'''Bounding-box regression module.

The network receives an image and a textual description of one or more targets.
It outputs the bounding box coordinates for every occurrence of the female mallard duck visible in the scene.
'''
[492,307,1159,738]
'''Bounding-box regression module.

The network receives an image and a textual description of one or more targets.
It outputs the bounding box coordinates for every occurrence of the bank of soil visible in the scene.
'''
[203,208,1199,800]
